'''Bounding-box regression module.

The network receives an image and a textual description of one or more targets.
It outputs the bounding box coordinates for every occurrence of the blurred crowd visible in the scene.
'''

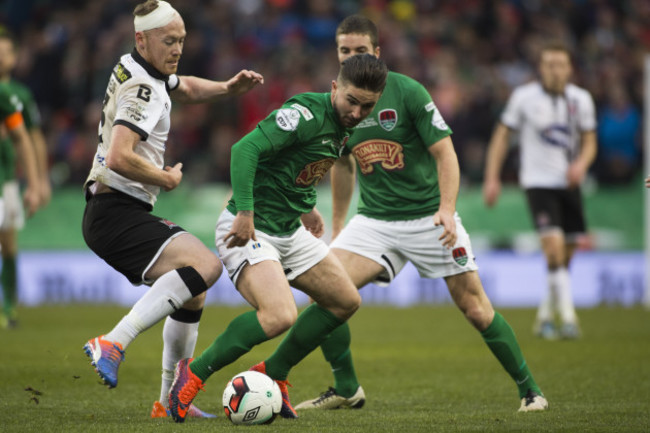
[1,0,647,187]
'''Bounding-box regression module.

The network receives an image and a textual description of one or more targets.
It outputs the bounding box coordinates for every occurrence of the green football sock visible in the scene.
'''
[265,304,344,381]
[320,321,359,397]
[481,311,542,398]
[190,310,268,381]
[1,257,17,317]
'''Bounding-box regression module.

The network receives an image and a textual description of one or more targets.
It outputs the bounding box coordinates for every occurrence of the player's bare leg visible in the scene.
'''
[539,230,580,339]
[85,233,220,389]
[446,270,547,411]
[295,249,380,410]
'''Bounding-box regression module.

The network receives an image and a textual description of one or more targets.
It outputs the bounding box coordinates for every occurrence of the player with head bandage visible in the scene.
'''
[80,0,264,419]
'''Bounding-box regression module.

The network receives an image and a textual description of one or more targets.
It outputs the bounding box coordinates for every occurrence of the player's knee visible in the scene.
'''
[336,289,362,320]
[176,266,211,297]
[259,306,297,338]
[190,254,222,287]
[463,301,493,331]
[546,255,564,269]
[204,256,223,286]
[185,291,207,309]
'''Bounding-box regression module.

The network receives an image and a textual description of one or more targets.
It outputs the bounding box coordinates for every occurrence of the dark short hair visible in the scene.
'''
[134,0,161,17]
[539,40,572,61]
[336,15,379,48]
[0,26,16,46]
[338,53,387,94]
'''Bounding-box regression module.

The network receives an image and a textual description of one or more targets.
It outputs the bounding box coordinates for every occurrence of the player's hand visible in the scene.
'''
[226,70,264,96]
[483,178,501,207]
[224,211,257,248]
[163,162,183,191]
[567,160,586,188]
[433,209,457,249]
[301,208,325,238]
[646,175,650,189]
[23,186,40,218]
[40,178,52,207]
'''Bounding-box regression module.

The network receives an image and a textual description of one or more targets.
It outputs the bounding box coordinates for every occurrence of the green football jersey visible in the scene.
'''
[228,92,352,236]
[0,80,41,182]
[344,71,452,220]
[0,84,19,121]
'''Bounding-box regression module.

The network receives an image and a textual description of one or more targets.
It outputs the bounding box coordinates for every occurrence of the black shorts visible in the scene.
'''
[82,190,186,285]
[524,188,586,239]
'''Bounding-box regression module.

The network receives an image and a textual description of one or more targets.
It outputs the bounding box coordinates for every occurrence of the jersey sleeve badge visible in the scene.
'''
[275,108,301,131]
[290,103,314,121]
[112,63,132,83]
[426,101,448,130]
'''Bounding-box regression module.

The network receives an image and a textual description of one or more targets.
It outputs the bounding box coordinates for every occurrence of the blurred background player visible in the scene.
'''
[0,28,46,329]
[483,41,597,340]
[80,0,263,419]
[294,15,547,414]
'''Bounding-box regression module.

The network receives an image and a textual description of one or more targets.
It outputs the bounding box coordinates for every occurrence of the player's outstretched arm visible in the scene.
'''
[172,70,264,104]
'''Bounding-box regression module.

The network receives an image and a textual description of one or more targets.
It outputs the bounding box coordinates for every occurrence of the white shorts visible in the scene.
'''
[331,213,478,285]
[0,181,25,231]
[215,209,330,285]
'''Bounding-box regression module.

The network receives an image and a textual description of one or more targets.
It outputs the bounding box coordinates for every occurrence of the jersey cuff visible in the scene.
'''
[114,119,149,140]
[4,111,24,130]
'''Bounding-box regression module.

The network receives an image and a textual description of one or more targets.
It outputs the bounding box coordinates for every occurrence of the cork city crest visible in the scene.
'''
[452,247,468,266]
[378,109,398,131]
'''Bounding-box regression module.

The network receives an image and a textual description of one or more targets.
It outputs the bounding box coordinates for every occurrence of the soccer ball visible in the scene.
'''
[222,370,282,425]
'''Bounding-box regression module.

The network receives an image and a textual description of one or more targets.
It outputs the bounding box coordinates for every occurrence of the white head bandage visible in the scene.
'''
[134,1,179,32]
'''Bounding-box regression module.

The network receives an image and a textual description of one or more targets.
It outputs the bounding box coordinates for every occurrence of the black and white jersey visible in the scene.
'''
[84,49,180,206]
[501,81,596,188]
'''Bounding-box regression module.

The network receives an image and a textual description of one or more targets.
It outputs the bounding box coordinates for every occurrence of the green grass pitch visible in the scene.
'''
[1,305,648,432]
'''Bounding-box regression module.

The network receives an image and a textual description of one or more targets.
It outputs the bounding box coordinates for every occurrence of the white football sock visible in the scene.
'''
[159,316,200,404]
[536,282,555,323]
[554,267,577,324]
[536,266,559,323]
[105,270,193,349]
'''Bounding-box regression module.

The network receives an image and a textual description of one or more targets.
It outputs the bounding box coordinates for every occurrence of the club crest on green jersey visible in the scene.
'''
[378,109,397,131]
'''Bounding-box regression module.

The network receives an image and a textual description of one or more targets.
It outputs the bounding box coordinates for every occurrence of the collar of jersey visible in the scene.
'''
[131,48,170,82]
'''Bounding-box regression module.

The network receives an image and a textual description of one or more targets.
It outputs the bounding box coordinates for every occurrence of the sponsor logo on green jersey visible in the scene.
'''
[352,139,405,174]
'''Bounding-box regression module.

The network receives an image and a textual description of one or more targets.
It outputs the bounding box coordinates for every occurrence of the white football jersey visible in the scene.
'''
[84,50,180,206]
[501,81,596,188]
